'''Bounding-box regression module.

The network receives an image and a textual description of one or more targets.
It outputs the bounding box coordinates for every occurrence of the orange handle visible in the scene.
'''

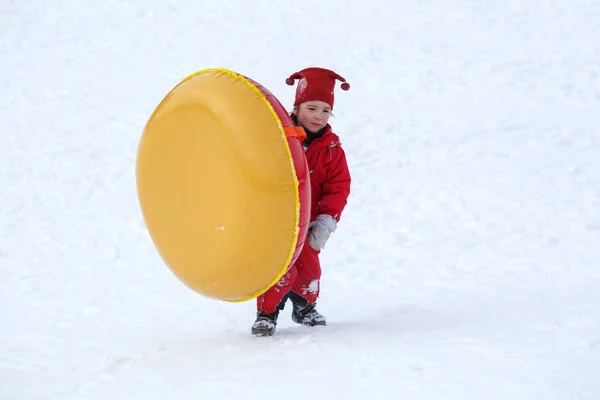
[284,126,307,142]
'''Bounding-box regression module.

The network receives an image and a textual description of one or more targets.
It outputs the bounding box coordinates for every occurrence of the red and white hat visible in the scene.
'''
[286,67,350,109]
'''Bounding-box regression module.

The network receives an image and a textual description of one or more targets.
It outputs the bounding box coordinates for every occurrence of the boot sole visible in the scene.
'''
[251,328,275,336]
[292,315,327,327]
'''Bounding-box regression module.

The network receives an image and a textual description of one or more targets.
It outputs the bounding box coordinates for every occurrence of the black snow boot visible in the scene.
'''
[251,310,279,336]
[291,303,327,327]
[288,291,327,327]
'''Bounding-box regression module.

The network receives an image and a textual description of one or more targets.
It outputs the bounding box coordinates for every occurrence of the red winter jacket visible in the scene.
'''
[303,124,351,223]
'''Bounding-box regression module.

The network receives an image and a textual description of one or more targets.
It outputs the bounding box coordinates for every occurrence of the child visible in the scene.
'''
[252,67,352,336]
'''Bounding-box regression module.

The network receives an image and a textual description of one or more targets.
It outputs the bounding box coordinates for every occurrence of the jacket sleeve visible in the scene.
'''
[319,145,351,222]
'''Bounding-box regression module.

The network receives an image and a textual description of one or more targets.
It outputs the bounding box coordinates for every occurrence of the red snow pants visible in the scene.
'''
[256,244,321,314]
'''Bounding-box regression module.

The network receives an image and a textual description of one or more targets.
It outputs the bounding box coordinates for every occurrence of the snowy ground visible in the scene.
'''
[2,1,600,399]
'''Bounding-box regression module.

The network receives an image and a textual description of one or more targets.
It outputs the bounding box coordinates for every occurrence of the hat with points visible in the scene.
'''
[286,67,350,109]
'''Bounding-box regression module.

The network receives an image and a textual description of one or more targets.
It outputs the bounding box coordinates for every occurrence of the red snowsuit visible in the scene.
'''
[257,123,351,314]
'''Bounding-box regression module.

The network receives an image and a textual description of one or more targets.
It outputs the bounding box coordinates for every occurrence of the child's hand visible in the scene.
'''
[307,214,337,251]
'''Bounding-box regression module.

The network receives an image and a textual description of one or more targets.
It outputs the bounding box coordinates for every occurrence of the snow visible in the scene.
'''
[2,0,600,399]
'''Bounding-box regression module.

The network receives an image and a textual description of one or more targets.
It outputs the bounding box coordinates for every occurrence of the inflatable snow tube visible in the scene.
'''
[136,68,310,302]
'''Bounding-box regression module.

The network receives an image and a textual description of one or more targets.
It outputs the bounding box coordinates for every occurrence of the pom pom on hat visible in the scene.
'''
[286,67,350,109]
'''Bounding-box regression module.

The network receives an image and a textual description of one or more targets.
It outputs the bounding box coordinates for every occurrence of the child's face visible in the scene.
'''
[295,101,331,132]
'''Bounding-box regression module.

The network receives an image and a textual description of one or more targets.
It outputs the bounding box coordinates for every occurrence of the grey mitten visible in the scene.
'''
[307,214,337,250]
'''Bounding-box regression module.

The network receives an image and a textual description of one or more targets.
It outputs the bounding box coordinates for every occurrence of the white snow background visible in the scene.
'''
[2,1,600,399]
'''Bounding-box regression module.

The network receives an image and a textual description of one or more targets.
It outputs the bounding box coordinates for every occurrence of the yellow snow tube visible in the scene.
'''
[136,68,310,302]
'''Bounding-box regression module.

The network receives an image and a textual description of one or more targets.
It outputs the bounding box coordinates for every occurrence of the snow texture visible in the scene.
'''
[1,0,600,399]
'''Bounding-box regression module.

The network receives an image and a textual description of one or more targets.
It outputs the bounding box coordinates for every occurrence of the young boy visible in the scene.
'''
[252,67,352,336]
